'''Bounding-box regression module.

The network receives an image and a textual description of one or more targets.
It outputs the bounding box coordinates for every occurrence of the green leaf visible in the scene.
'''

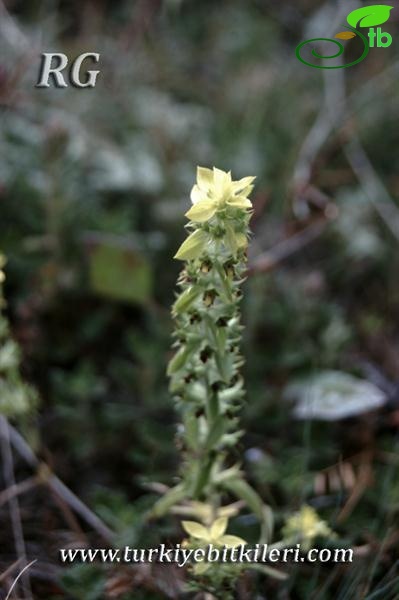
[150,484,187,518]
[218,379,244,406]
[205,415,226,450]
[172,286,199,314]
[223,478,274,542]
[186,381,207,403]
[88,237,152,305]
[223,478,263,518]
[225,224,238,254]
[167,346,190,376]
[347,5,393,28]
[174,229,209,261]
[183,409,200,451]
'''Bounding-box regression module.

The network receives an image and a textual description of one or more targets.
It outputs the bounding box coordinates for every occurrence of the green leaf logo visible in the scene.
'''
[347,5,393,28]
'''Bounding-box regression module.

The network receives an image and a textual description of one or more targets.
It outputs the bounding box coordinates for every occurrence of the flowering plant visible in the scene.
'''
[150,168,333,596]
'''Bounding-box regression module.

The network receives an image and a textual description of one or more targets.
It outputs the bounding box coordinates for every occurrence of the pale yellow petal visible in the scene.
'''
[185,199,217,223]
[213,167,231,195]
[232,176,256,194]
[190,184,208,204]
[210,516,228,540]
[236,184,254,198]
[190,501,213,523]
[196,166,213,191]
[219,535,247,548]
[182,520,210,540]
[226,196,252,209]
[217,503,241,519]
[174,229,208,261]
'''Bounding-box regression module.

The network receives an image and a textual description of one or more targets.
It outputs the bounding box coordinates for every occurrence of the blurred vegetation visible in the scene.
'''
[1,0,399,598]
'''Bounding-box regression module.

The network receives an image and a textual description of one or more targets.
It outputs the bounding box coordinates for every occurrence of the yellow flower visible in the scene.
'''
[174,167,255,261]
[185,166,255,223]
[182,516,246,574]
[283,505,334,549]
[182,516,246,547]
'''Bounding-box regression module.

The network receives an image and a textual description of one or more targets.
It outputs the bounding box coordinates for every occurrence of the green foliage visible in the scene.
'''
[60,564,106,600]
[0,256,37,418]
[88,235,153,305]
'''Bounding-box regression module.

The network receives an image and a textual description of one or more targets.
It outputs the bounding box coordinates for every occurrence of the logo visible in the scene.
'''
[36,53,100,88]
[296,5,394,69]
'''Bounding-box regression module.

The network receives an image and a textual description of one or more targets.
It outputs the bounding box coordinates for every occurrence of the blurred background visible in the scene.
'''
[1,0,399,598]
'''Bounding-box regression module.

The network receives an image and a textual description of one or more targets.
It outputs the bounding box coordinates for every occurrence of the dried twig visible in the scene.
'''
[49,485,87,541]
[0,416,33,600]
[248,211,337,275]
[337,457,373,523]
[0,559,22,584]
[0,476,39,508]
[321,57,399,243]
[343,139,399,241]
[6,422,115,543]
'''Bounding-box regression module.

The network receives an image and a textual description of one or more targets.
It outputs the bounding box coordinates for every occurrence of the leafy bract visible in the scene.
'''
[174,228,209,261]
